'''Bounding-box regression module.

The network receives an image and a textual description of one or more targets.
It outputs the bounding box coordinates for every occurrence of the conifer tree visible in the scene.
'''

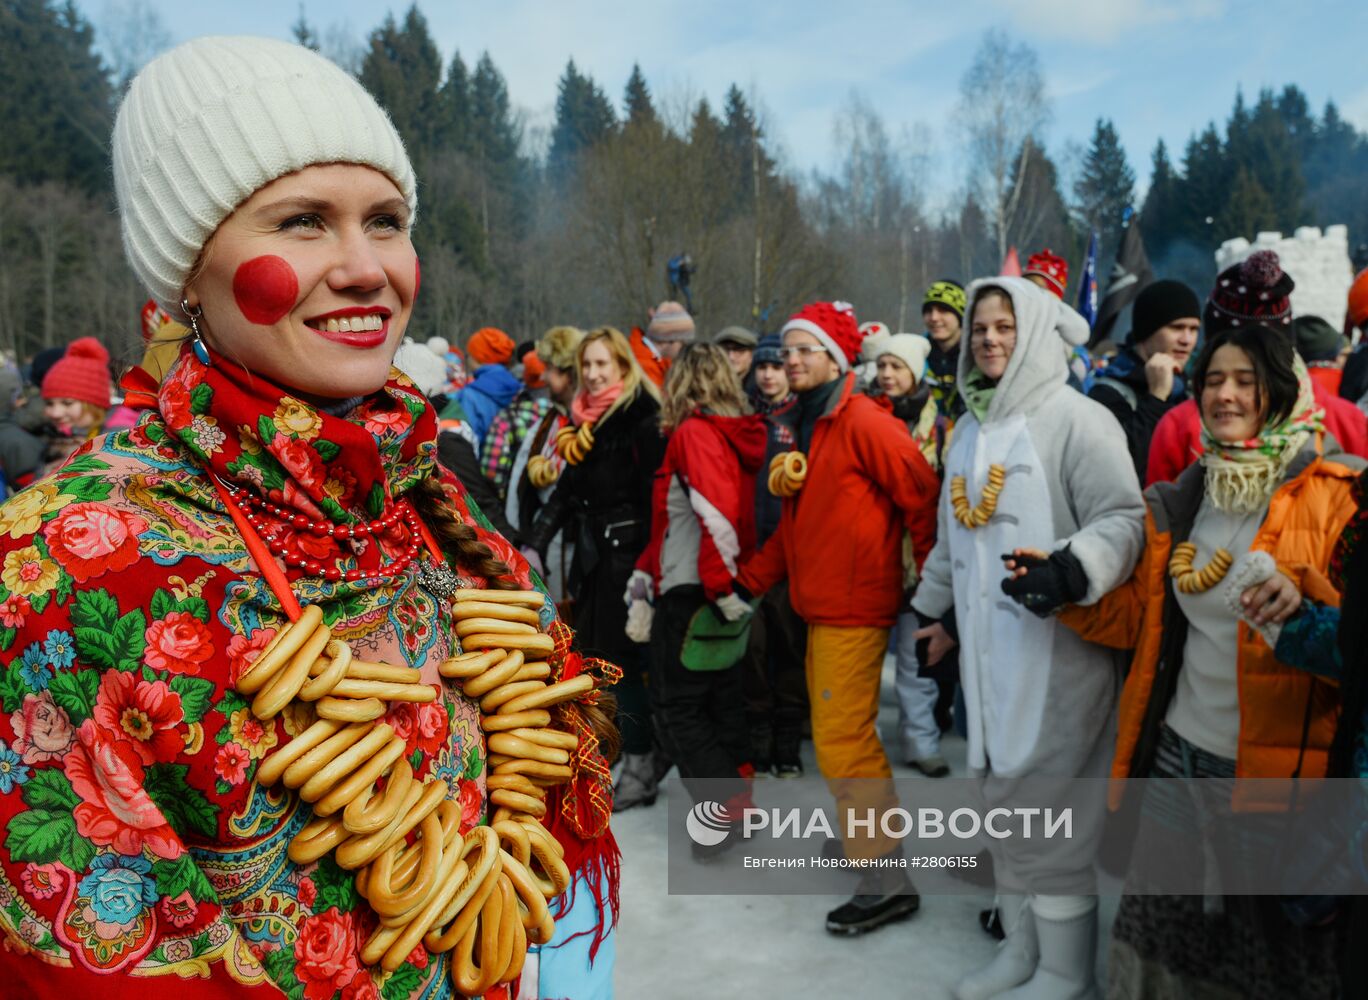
[547,60,616,183]
[1073,118,1135,265]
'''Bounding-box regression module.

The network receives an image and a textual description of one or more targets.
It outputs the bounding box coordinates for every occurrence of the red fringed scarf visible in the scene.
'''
[543,620,622,960]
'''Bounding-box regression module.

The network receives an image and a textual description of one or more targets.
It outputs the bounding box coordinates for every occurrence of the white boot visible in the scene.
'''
[953,895,1038,1000]
[996,904,1099,1000]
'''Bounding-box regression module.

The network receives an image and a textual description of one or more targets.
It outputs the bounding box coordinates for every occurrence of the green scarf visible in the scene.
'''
[961,369,997,424]
[1199,356,1325,514]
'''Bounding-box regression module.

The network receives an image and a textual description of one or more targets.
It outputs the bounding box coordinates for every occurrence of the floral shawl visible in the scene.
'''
[0,347,551,999]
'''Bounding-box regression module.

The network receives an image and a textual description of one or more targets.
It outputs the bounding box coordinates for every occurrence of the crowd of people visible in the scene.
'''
[2,30,1368,1000]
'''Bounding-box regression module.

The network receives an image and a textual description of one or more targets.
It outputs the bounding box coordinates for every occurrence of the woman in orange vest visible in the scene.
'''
[1034,324,1361,999]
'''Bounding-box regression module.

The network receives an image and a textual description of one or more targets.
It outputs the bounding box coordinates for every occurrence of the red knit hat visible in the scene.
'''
[42,337,112,408]
[1024,249,1068,299]
[466,327,516,366]
[1205,250,1294,333]
[521,349,546,389]
[781,301,861,373]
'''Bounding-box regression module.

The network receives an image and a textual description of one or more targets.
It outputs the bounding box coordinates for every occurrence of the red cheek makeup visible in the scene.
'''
[233,255,300,325]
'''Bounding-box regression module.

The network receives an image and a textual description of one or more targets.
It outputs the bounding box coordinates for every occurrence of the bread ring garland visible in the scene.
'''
[951,463,1006,529]
[1168,541,1234,594]
[233,583,596,993]
[767,451,808,498]
[554,420,596,466]
[526,453,560,489]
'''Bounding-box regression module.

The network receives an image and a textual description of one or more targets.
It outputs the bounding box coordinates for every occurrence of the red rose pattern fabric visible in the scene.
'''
[0,346,554,998]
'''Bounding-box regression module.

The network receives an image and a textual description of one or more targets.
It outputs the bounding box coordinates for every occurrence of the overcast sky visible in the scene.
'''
[88,0,1368,212]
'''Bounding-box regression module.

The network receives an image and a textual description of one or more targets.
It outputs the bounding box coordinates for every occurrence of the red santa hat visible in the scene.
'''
[781,301,862,373]
[1024,249,1069,299]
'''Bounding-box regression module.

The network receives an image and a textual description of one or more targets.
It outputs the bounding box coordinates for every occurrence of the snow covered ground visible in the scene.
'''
[611,655,1119,998]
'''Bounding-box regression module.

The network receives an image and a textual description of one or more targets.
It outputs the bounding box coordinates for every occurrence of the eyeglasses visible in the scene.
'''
[779,345,829,359]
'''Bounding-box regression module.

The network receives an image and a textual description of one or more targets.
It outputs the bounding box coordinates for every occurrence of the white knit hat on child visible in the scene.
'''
[864,333,932,383]
[112,35,417,318]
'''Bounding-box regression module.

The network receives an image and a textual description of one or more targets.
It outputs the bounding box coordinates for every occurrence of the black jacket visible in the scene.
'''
[525,390,665,660]
[436,431,521,545]
[1088,346,1185,483]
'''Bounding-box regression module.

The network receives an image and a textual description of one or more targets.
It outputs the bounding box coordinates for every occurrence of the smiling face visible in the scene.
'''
[580,339,625,395]
[183,163,417,402]
[1200,343,1267,443]
[923,303,962,350]
[969,292,1017,382]
[43,398,88,432]
[876,355,916,397]
[782,329,840,393]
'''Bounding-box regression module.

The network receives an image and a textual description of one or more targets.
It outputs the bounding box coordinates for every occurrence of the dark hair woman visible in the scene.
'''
[1059,325,1362,999]
[0,36,617,999]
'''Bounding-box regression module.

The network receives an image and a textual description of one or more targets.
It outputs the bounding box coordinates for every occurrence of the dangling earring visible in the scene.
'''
[181,298,211,365]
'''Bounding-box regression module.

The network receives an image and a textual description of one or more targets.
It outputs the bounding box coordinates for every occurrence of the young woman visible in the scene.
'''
[634,343,766,851]
[39,337,111,474]
[524,328,665,809]
[1056,326,1360,1000]
[912,278,1145,1000]
[863,332,952,776]
[0,36,616,998]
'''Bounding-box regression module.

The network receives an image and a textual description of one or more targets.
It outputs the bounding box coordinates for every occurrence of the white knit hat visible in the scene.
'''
[865,332,932,383]
[391,338,449,397]
[112,36,417,318]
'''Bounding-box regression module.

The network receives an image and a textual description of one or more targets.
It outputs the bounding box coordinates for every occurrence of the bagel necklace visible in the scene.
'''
[554,420,595,466]
[1168,542,1233,594]
[213,477,595,995]
[768,451,808,497]
[951,464,1005,528]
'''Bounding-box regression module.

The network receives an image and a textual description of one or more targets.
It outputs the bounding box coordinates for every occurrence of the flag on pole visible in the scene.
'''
[1094,207,1153,346]
[1076,231,1099,330]
[1000,246,1021,277]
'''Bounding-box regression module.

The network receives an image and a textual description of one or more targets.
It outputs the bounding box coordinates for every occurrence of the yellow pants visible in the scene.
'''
[806,623,900,860]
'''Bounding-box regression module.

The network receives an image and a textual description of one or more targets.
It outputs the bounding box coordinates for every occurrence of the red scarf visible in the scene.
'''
[145,345,438,575]
[570,382,625,426]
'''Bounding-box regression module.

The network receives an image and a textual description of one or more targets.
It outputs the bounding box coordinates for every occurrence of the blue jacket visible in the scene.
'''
[456,364,523,447]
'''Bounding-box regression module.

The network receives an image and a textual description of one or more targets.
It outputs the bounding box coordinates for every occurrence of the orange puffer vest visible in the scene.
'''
[1060,439,1362,807]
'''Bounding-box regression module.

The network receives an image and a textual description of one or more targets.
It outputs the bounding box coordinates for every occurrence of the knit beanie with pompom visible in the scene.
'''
[781,301,862,373]
[41,338,113,408]
[1205,250,1295,334]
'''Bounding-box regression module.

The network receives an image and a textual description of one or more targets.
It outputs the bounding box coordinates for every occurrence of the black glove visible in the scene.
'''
[1000,545,1088,618]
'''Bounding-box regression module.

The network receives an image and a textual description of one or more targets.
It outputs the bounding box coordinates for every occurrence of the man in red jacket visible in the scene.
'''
[1146,250,1368,484]
[738,300,940,936]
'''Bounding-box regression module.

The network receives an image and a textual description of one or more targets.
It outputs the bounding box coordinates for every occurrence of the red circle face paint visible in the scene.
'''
[232,255,299,325]
[414,257,422,301]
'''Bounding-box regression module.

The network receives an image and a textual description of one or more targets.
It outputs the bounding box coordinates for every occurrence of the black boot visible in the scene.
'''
[824,861,920,935]
[772,727,803,778]
[748,722,773,776]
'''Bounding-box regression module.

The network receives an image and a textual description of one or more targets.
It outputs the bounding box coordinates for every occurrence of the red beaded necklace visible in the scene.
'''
[216,478,426,585]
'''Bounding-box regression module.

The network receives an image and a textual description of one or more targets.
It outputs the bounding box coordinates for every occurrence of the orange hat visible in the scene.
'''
[467,327,515,366]
[521,350,546,389]
[1350,268,1368,329]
